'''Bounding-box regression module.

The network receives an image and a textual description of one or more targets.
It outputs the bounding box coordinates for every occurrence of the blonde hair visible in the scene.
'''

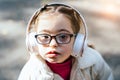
[27,4,82,34]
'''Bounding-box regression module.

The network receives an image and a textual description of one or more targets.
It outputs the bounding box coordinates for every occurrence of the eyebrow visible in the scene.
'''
[39,29,71,33]
[58,29,71,33]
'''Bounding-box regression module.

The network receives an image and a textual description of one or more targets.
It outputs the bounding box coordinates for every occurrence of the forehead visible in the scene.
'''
[37,13,73,34]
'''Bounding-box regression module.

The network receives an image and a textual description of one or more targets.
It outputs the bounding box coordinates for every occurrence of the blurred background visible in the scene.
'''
[0,0,120,80]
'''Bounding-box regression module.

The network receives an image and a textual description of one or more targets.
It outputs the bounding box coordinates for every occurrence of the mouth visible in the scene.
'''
[46,51,60,57]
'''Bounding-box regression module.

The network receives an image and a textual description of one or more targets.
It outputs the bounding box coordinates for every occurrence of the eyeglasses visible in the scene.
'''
[35,33,76,45]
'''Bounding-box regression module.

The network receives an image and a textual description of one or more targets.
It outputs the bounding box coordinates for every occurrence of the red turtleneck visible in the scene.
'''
[46,57,72,80]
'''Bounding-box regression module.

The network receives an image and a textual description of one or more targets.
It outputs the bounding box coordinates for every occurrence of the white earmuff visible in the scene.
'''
[72,34,85,57]
[71,8,88,57]
[26,32,37,52]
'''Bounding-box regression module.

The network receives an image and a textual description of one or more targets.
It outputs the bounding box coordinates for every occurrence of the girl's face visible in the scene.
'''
[36,13,74,63]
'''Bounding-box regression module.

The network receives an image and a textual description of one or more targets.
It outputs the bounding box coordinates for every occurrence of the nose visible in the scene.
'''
[49,38,58,47]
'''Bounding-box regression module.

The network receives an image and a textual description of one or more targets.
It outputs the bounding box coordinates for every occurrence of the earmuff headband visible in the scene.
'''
[26,3,88,57]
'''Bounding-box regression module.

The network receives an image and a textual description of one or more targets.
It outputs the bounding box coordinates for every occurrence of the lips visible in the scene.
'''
[46,51,60,57]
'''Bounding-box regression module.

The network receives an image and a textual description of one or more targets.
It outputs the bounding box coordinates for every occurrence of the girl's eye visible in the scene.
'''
[40,35,49,39]
[43,35,49,39]
[37,35,50,41]
[58,34,69,41]
[60,35,67,39]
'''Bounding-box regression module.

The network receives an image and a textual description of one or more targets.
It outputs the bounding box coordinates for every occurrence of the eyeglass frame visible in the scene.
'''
[35,33,76,45]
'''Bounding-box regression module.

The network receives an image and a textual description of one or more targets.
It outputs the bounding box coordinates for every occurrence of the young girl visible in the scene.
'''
[18,3,114,80]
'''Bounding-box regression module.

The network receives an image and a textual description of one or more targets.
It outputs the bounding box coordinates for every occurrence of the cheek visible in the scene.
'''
[62,42,74,55]
[37,45,47,57]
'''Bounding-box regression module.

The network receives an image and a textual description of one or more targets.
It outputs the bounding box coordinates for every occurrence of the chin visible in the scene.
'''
[46,58,62,63]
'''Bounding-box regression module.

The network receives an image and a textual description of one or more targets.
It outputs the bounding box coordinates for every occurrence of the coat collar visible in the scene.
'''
[78,47,99,69]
